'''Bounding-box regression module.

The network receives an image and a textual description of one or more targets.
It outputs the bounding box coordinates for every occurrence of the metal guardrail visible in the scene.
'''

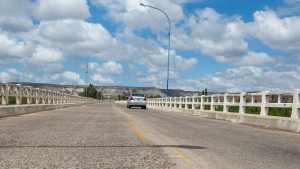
[0,82,99,105]
[147,89,300,119]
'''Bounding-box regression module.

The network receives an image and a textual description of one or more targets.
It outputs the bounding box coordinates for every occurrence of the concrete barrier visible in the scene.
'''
[0,103,88,118]
[115,101,127,105]
[148,105,300,133]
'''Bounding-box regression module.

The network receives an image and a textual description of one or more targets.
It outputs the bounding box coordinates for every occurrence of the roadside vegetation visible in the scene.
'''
[78,83,102,99]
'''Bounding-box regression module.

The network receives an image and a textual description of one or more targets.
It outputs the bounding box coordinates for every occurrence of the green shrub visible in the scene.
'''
[229,106,239,113]
[215,105,223,111]
[204,105,210,110]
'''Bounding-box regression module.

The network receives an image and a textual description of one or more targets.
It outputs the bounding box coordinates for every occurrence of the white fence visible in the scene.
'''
[147,89,300,119]
[0,82,98,105]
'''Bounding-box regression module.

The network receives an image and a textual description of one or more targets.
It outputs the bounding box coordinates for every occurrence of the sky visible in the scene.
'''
[1,0,300,93]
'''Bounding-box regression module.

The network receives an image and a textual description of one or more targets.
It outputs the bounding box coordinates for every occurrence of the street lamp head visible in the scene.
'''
[140,3,146,7]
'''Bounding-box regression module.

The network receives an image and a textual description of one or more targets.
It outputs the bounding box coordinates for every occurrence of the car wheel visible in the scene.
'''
[144,106,147,109]
[141,107,143,109]
[129,106,131,108]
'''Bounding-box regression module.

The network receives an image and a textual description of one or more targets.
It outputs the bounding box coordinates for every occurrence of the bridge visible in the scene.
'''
[1,82,300,168]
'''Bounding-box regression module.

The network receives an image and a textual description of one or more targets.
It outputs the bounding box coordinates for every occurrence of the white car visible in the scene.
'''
[127,92,147,109]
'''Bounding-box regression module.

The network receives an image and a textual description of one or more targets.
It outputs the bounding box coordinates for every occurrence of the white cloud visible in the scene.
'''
[284,0,300,4]
[137,75,158,83]
[250,10,300,53]
[136,70,180,86]
[168,66,300,92]
[0,16,35,32]
[84,61,123,75]
[128,63,138,70]
[159,7,275,66]
[90,74,114,84]
[222,52,275,66]
[0,68,86,85]
[276,4,300,16]
[33,0,91,20]
[138,47,198,71]
[19,46,65,73]
[0,32,34,65]
[62,71,85,85]
[91,0,186,33]
[32,46,65,63]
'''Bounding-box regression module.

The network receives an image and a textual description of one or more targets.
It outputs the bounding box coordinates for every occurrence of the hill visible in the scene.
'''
[10,82,204,97]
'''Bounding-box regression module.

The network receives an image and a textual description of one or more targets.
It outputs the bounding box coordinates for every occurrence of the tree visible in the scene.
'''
[202,90,204,95]
[205,88,207,95]
[155,95,161,98]
[118,94,127,100]
[78,83,98,99]
[132,89,138,92]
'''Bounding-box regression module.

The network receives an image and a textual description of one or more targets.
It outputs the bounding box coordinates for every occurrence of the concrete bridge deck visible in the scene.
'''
[1,102,300,168]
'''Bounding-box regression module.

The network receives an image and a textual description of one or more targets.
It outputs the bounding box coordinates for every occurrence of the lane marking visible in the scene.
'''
[116,109,148,142]
[172,148,192,164]
[115,106,192,164]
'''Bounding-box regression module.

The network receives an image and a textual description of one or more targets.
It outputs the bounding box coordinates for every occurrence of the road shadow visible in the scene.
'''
[0,145,206,150]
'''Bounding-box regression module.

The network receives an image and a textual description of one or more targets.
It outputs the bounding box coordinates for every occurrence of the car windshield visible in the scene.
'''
[132,93,144,97]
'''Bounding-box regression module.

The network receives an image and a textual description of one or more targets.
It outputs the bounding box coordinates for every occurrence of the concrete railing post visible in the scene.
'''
[48,90,52,104]
[52,92,55,104]
[185,96,188,109]
[211,95,215,111]
[58,93,60,104]
[56,92,59,104]
[16,84,22,105]
[42,89,46,104]
[200,95,204,110]
[47,90,51,104]
[165,98,168,107]
[261,91,269,116]
[192,96,195,109]
[239,92,246,114]
[292,89,300,118]
[223,94,228,112]
[2,82,9,105]
[35,88,40,104]
[27,87,32,104]
[179,97,182,108]
[278,94,282,103]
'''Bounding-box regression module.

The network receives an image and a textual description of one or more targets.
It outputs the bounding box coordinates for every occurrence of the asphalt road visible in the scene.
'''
[114,103,300,169]
[1,102,300,169]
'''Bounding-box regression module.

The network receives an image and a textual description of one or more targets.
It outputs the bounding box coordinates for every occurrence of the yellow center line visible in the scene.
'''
[116,109,148,142]
[172,149,192,163]
[115,107,192,164]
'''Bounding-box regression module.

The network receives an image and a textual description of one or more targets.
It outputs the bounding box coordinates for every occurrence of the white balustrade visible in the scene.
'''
[0,82,100,105]
[147,90,300,119]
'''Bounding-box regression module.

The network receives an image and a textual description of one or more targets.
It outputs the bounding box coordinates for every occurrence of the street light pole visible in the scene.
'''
[86,51,103,101]
[140,3,171,97]
[120,69,130,96]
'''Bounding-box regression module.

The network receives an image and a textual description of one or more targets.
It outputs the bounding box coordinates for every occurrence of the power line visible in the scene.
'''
[118,41,158,62]
[140,0,168,34]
